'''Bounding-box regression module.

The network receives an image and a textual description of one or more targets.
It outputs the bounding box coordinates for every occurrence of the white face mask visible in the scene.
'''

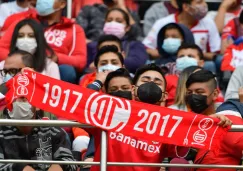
[16,37,37,54]
[9,101,34,120]
[176,56,198,71]
[98,64,121,73]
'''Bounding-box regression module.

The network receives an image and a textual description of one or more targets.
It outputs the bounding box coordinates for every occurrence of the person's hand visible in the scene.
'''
[21,67,35,74]
[89,62,96,71]
[159,167,166,171]
[23,166,35,171]
[114,0,126,8]
[48,164,63,171]
[96,70,111,84]
[210,114,233,127]
[221,0,237,9]
[238,87,243,103]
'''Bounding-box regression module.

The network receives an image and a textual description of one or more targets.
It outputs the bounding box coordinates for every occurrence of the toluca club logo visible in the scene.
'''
[16,75,29,96]
[85,92,131,132]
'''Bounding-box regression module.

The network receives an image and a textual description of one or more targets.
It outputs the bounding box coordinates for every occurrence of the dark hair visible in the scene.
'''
[97,34,122,51]
[105,8,130,26]
[177,43,204,60]
[186,69,217,90]
[103,0,114,6]
[104,68,132,91]
[94,45,124,67]
[176,0,193,12]
[10,19,54,72]
[8,50,34,68]
[240,10,243,24]
[133,63,167,88]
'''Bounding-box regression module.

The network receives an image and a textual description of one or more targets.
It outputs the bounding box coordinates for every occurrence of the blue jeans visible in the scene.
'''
[59,65,77,84]
[204,61,216,73]
[215,55,223,73]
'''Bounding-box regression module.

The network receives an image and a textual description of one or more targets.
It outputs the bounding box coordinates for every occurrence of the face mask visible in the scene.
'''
[98,64,120,73]
[136,82,163,104]
[109,90,132,100]
[189,4,208,20]
[16,38,37,54]
[36,0,58,16]
[176,56,198,72]
[3,74,13,83]
[162,38,181,54]
[186,94,209,114]
[9,101,34,119]
[103,21,126,39]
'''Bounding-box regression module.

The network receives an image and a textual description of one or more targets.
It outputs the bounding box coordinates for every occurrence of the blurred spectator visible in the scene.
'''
[169,66,202,111]
[76,0,141,41]
[206,0,242,33]
[221,10,243,54]
[0,0,87,84]
[88,8,148,74]
[143,0,221,64]
[80,45,124,89]
[155,23,195,72]
[186,70,242,170]
[0,19,60,83]
[225,67,243,101]
[87,34,123,70]
[0,51,77,171]
[143,0,178,36]
[0,0,36,29]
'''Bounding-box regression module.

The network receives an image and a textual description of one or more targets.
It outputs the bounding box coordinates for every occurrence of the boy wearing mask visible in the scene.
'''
[79,45,124,89]
[185,70,243,170]
[0,0,87,83]
[143,0,220,62]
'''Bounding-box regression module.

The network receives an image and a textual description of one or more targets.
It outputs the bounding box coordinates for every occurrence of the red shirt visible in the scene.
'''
[195,111,243,171]
[0,9,87,71]
[89,129,182,171]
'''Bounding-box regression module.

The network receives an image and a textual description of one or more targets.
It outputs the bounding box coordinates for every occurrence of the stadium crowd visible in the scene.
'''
[0,0,243,171]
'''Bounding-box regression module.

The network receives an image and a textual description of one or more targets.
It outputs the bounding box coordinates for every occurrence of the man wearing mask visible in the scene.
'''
[143,0,220,63]
[0,0,87,84]
[185,69,243,170]
[76,0,141,42]
[0,0,36,29]
[80,45,124,89]
[83,64,231,171]
[0,50,77,171]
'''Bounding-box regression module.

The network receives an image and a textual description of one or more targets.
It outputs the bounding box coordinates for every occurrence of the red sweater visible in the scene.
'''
[0,9,87,71]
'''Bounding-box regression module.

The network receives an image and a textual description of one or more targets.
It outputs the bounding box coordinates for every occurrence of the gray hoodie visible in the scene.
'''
[225,67,243,100]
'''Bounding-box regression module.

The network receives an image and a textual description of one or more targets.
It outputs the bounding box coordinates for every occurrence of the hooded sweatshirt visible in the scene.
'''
[0,9,87,71]
[156,23,195,74]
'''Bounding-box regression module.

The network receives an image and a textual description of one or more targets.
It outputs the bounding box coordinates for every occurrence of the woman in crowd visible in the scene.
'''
[0,19,60,83]
[87,8,148,74]
[169,66,202,111]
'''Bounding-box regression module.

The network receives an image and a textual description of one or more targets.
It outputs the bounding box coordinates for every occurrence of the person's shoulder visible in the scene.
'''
[199,16,215,25]
[0,1,14,8]
[153,14,175,29]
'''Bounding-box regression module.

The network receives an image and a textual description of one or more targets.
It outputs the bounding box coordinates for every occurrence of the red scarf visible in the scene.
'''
[5,71,229,151]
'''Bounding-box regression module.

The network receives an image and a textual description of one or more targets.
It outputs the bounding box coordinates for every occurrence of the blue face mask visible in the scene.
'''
[162,38,182,54]
[36,0,57,16]
[3,74,13,83]
[176,56,198,71]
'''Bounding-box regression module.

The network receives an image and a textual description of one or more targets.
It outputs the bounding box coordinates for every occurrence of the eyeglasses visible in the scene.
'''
[0,68,22,77]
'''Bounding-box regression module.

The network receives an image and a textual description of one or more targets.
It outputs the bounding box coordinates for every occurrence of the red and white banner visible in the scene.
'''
[5,71,229,151]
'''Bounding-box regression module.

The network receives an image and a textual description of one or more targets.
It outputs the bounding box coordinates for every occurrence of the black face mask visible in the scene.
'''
[109,90,132,100]
[186,94,209,114]
[136,82,163,104]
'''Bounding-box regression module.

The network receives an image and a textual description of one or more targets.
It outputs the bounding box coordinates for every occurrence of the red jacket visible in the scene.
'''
[79,72,96,88]
[194,111,243,171]
[0,9,87,71]
[221,43,243,71]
